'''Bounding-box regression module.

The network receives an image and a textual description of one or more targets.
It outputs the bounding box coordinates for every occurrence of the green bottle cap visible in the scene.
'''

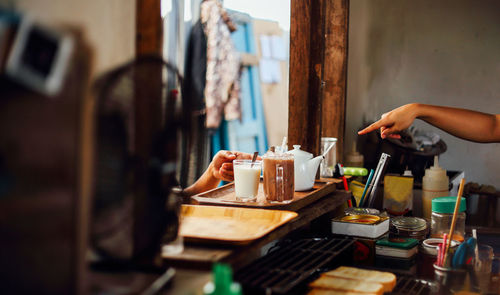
[432,196,466,214]
[204,263,242,295]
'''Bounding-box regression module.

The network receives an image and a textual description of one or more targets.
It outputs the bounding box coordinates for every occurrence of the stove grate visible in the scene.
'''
[234,238,354,294]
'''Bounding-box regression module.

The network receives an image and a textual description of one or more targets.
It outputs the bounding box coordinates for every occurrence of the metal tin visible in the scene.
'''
[344,207,380,216]
[389,216,428,240]
[417,238,460,280]
[341,214,381,224]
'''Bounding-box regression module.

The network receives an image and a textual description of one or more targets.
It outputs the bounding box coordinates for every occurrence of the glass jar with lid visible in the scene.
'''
[431,196,466,242]
[389,216,428,241]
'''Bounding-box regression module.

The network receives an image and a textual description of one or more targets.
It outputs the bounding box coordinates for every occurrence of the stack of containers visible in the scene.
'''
[375,237,419,274]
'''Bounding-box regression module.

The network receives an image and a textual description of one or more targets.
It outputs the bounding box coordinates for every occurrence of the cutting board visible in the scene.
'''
[191,179,340,211]
[179,204,298,245]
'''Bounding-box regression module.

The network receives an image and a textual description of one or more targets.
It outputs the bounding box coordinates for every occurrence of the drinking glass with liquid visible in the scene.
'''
[233,160,262,202]
[262,151,294,203]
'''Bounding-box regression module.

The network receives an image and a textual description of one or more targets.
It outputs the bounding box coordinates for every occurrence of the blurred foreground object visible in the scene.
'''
[0,27,93,294]
[2,11,73,97]
[91,55,186,270]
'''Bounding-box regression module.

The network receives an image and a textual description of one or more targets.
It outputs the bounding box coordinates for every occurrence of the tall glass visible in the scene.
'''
[475,244,494,293]
[233,160,262,202]
[262,152,294,203]
[320,137,337,177]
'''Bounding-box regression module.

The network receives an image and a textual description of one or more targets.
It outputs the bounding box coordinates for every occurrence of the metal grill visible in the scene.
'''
[388,276,433,295]
[234,238,354,295]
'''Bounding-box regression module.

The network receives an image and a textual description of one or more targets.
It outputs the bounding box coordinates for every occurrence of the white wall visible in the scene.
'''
[347,0,500,186]
[16,0,136,74]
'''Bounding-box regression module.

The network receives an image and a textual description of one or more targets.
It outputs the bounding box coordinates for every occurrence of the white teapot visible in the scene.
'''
[287,145,323,191]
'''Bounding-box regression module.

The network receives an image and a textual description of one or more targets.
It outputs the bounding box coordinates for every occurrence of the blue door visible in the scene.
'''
[212,12,268,156]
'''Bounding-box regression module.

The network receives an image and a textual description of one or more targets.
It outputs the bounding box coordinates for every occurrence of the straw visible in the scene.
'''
[358,169,374,207]
[472,229,481,270]
[322,141,336,158]
[443,178,466,266]
[280,136,287,153]
[439,233,448,267]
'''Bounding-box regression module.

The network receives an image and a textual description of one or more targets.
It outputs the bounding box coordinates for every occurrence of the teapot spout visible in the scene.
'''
[307,155,324,178]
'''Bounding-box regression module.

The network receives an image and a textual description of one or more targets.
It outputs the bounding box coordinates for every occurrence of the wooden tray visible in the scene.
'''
[179,204,298,245]
[191,179,339,211]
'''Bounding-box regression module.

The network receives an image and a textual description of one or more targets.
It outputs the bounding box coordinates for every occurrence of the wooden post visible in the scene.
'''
[322,0,349,163]
[288,0,324,156]
[289,0,348,161]
[134,0,164,263]
[136,0,163,56]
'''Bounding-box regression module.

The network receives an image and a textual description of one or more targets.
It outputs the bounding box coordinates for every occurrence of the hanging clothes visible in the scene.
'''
[201,0,241,129]
[181,20,210,187]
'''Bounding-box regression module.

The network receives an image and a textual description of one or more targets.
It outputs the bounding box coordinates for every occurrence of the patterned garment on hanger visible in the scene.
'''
[201,0,241,129]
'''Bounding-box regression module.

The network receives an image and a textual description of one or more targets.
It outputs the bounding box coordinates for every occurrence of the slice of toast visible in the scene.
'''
[308,288,378,295]
[309,276,384,295]
[322,266,396,293]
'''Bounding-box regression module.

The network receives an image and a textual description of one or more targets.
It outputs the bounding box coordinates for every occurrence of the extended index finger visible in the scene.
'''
[358,120,384,135]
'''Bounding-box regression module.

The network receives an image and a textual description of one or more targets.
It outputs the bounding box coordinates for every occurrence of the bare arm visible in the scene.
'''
[182,150,255,197]
[358,103,500,143]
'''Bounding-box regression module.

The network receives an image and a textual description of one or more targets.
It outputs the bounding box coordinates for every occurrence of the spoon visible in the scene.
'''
[251,152,259,168]
[322,142,336,158]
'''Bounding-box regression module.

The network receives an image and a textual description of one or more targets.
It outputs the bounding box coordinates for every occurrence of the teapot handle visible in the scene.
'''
[276,165,284,202]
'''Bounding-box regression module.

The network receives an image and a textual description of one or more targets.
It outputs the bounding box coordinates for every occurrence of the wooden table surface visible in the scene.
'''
[163,188,351,271]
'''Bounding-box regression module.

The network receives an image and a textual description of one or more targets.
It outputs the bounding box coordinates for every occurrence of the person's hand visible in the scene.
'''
[358,104,419,139]
[210,150,258,182]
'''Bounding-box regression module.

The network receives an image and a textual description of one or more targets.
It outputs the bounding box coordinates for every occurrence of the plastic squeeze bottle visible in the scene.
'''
[345,141,364,168]
[422,156,449,220]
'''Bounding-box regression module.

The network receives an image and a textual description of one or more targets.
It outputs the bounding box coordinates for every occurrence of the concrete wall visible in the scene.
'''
[15,0,136,74]
[347,0,500,186]
[253,19,289,147]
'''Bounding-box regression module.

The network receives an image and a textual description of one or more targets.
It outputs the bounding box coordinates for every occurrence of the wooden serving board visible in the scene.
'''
[179,205,298,245]
[191,179,340,211]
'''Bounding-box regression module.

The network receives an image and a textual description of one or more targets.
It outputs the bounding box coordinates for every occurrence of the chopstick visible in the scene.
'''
[359,169,374,207]
[442,178,466,266]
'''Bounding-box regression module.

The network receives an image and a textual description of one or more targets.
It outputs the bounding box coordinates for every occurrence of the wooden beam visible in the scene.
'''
[134,0,164,264]
[321,0,349,162]
[136,0,163,55]
[288,0,349,161]
[288,0,324,156]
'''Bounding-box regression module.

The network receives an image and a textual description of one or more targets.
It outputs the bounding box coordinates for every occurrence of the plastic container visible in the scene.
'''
[431,196,466,242]
[422,156,449,220]
[204,263,242,295]
[383,170,414,216]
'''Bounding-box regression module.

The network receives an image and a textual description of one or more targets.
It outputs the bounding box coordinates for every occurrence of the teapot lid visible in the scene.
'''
[287,145,313,159]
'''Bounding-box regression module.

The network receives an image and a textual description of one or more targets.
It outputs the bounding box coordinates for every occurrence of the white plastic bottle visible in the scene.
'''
[422,156,449,220]
[345,141,364,168]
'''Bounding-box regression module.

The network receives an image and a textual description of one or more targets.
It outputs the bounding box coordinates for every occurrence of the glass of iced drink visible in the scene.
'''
[262,151,294,203]
[233,159,262,202]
